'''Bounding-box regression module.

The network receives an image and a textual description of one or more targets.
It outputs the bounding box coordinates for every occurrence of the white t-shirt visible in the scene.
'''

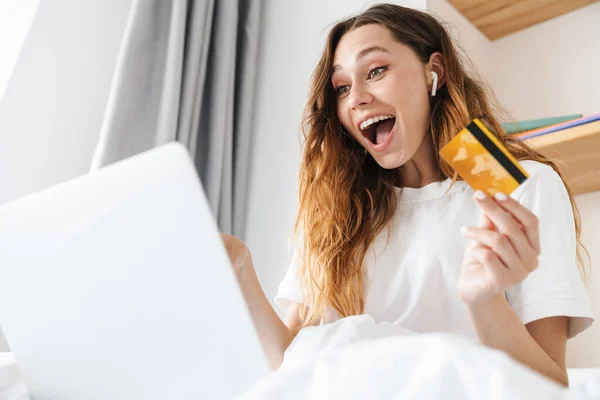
[275,161,595,341]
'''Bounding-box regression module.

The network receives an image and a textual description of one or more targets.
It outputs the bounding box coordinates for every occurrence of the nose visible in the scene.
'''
[348,83,374,110]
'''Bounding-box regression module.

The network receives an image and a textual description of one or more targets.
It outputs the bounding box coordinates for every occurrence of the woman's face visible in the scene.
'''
[332,24,432,170]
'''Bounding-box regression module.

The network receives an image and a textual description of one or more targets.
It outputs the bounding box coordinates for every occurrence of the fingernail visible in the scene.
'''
[460,226,469,235]
[474,190,486,201]
[494,192,508,201]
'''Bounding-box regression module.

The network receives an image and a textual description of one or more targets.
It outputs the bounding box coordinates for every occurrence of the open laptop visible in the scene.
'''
[0,142,270,399]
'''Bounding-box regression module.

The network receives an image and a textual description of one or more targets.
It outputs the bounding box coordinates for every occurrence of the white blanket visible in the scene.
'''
[0,354,29,400]
[2,319,599,399]
[237,315,599,400]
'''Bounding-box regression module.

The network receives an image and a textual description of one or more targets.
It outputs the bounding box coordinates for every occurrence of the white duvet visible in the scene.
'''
[237,315,600,400]
[0,354,28,400]
[2,317,599,399]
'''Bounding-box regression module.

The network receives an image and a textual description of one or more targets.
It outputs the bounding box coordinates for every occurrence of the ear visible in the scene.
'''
[426,52,445,95]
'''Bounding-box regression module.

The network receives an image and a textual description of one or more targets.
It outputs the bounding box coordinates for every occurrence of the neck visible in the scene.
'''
[397,134,440,188]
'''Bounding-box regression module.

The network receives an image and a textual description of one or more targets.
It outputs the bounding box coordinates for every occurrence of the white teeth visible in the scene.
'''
[360,114,394,131]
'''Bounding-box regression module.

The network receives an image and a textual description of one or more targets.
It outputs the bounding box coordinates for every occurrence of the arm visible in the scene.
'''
[221,234,301,369]
[459,191,570,387]
[236,260,301,369]
[466,293,569,387]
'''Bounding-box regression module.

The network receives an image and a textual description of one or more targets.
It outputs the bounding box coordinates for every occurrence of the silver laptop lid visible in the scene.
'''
[0,142,268,399]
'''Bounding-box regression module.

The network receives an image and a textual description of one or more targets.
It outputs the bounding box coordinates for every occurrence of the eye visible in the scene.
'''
[367,66,387,80]
[335,85,350,96]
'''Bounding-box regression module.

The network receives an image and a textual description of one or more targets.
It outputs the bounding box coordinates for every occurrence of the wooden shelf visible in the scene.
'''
[525,120,600,195]
[448,0,598,40]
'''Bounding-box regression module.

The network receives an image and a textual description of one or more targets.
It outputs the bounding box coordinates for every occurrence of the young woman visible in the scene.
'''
[221,4,594,386]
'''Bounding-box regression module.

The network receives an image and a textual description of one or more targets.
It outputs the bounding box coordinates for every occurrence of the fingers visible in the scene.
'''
[478,211,495,230]
[469,246,516,293]
[220,233,251,271]
[473,190,538,259]
[491,192,540,255]
[462,227,536,275]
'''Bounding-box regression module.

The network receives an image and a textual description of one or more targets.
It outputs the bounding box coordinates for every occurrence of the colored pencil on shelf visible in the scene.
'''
[516,113,600,140]
[502,114,582,134]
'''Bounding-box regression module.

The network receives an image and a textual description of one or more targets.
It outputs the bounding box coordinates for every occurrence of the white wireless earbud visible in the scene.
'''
[431,71,438,97]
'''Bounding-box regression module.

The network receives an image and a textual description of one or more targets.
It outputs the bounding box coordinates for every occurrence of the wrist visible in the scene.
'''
[463,292,507,312]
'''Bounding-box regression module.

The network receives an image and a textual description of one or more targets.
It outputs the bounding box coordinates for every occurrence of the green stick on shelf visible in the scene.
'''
[501,114,583,134]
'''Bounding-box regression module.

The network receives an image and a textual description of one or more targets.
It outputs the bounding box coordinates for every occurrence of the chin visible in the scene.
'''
[372,151,406,170]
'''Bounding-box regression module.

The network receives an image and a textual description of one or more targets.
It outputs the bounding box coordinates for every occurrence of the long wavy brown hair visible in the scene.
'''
[294,3,587,328]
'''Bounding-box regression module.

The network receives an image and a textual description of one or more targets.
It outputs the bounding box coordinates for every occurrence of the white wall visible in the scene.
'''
[427,0,600,367]
[489,2,600,121]
[568,192,600,368]
[0,0,134,351]
[245,0,427,315]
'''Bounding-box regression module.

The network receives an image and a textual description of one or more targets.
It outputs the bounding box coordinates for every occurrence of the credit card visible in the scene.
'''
[439,119,529,196]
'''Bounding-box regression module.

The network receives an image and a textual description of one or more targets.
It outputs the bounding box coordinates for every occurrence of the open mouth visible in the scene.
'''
[360,115,396,146]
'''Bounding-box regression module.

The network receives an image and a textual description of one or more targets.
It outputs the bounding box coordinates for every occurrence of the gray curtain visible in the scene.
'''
[91,0,261,238]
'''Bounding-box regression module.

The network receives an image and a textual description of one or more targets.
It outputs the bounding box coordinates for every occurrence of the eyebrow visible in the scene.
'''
[331,46,390,74]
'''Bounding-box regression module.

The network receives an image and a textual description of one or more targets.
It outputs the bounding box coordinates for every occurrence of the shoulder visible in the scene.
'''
[512,160,574,220]
[512,160,567,200]
[519,160,560,180]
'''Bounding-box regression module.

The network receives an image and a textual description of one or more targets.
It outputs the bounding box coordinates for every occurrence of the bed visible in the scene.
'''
[0,353,27,400]
[2,320,599,400]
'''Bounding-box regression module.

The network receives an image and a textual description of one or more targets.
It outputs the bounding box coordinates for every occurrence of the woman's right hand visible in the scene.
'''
[221,233,298,369]
[220,233,253,278]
